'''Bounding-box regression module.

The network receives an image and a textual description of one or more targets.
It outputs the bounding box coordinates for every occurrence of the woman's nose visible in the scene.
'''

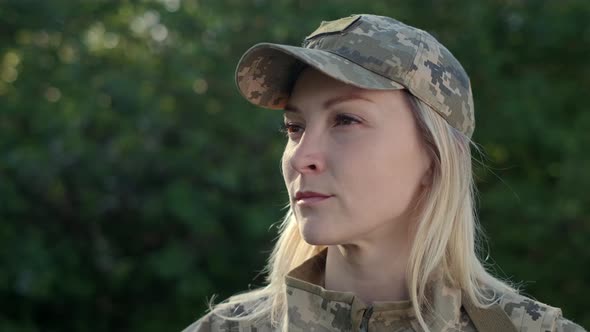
[288,131,327,174]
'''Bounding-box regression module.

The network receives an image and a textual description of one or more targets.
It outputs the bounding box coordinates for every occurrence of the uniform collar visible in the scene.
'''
[284,248,464,331]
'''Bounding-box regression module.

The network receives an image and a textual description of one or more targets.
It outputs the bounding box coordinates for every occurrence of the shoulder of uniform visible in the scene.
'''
[554,317,588,332]
[182,310,241,332]
[180,313,213,332]
[180,296,272,332]
[496,291,586,332]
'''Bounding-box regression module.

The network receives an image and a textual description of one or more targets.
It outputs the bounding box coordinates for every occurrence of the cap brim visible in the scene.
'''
[235,43,405,110]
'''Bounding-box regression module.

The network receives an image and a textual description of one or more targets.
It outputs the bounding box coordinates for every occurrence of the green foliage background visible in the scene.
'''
[1,0,588,331]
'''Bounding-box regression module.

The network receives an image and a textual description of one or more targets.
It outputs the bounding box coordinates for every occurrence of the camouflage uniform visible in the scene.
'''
[182,249,585,332]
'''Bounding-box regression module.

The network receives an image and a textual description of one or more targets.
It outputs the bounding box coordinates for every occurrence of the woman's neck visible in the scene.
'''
[324,237,411,304]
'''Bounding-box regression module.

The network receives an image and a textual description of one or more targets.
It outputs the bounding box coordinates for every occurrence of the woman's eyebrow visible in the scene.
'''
[284,93,375,113]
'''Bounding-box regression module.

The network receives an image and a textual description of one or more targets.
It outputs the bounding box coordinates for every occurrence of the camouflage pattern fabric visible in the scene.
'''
[235,14,475,138]
[181,248,586,331]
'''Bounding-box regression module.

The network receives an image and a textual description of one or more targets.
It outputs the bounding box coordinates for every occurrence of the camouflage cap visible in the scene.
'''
[235,14,475,138]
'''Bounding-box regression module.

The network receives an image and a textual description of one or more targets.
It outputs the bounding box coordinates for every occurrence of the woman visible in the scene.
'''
[182,14,586,332]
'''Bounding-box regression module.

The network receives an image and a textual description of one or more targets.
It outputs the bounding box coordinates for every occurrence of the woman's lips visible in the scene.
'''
[296,196,332,206]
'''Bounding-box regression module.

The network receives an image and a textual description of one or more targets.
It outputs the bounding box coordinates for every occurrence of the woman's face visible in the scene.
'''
[281,68,432,246]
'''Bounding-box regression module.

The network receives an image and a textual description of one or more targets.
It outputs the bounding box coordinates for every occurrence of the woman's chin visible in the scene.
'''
[298,220,345,246]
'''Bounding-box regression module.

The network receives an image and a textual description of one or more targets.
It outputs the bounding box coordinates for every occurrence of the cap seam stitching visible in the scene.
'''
[405,30,425,85]
[321,49,406,88]
[406,31,446,114]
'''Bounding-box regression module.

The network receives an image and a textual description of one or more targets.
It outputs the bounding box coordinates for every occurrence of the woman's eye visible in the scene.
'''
[278,115,360,138]
[334,114,361,126]
[279,122,303,137]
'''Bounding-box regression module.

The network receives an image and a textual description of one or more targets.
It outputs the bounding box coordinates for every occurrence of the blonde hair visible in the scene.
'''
[206,92,517,331]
